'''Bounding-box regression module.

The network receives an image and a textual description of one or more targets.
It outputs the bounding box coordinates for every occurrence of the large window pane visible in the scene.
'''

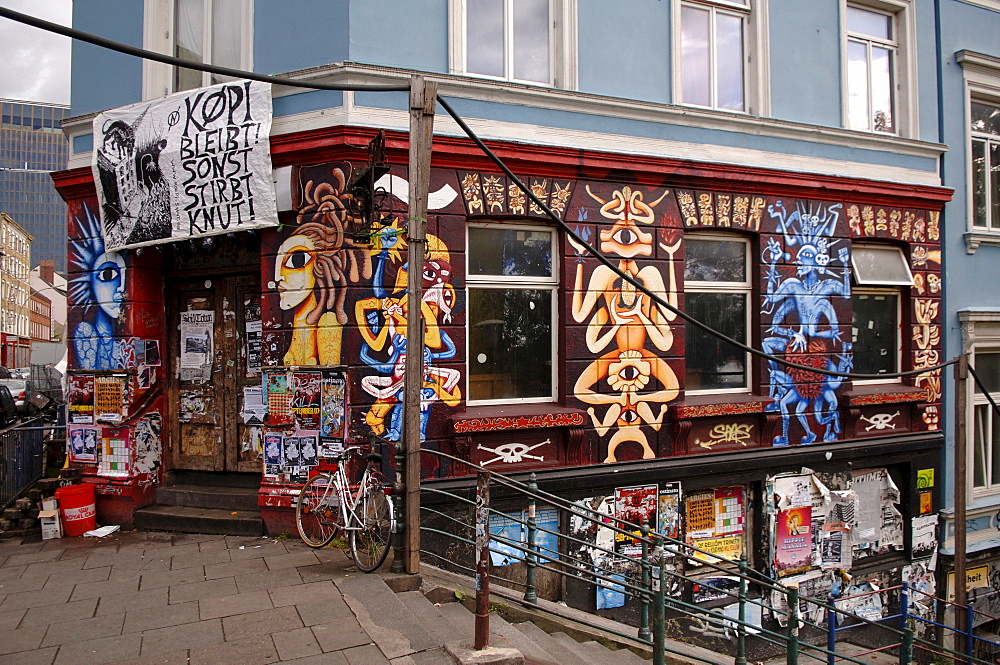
[685,238,746,282]
[175,0,205,91]
[975,403,988,488]
[974,353,1000,394]
[870,46,894,132]
[469,288,552,400]
[681,5,711,107]
[972,102,1000,137]
[685,293,747,390]
[210,0,242,84]
[715,12,744,111]
[847,6,891,40]
[973,139,988,228]
[468,0,505,78]
[852,293,898,375]
[851,245,912,286]
[846,40,870,131]
[512,0,549,83]
[468,227,552,277]
[992,143,1000,230]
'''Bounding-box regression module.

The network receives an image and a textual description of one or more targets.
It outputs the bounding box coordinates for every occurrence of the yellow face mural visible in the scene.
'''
[571,186,681,463]
[275,234,317,310]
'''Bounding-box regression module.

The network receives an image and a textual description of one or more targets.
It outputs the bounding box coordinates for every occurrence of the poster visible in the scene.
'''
[657,482,682,540]
[98,427,131,478]
[68,425,98,463]
[92,79,277,251]
[487,507,560,567]
[265,371,293,426]
[263,432,282,466]
[94,375,126,423]
[180,311,214,370]
[774,506,813,577]
[819,522,852,570]
[320,374,347,441]
[67,374,95,424]
[489,512,524,566]
[242,386,266,425]
[686,486,745,564]
[851,468,903,558]
[614,485,658,557]
[292,371,322,430]
[245,319,262,376]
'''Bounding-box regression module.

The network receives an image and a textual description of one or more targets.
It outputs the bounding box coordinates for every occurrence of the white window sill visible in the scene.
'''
[965,231,1000,253]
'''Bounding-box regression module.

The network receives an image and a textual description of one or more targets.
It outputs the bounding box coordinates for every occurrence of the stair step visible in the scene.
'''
[397,591,467,648]
[514,622,584,665]
[551,632,607,665]
[406,647,456,665]
[133,505,264,536]
[435,602,521,655]
[490,616,561,665]
[171,470,261,488]
[580,640,647,664]
[155,484,259,511]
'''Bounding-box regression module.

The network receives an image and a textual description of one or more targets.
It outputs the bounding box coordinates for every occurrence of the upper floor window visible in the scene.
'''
[450,0,577,88]
[684,235,751,392]
[972,101,1000,231]
[850,244,912,380]
[677,0,748,112]
[845,4,900,133]
[143,0,252,98]
[974,351,1000,494]
[467,225,557,404]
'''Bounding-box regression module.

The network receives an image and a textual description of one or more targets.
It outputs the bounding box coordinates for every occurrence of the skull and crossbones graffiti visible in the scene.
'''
[477,440,550,466]
[859,411,900,431]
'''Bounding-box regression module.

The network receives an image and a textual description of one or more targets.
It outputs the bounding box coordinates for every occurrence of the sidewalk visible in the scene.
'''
[0,530,434,665]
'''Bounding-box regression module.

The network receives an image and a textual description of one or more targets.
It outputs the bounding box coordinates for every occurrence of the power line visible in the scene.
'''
[0,6,956,383]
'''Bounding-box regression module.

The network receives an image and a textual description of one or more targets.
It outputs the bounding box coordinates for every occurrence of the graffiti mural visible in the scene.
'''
[69,200,126,370]
[355,218,461,441]
[570,186,681,463]
[271,164,372,366]
[762,202,852,446]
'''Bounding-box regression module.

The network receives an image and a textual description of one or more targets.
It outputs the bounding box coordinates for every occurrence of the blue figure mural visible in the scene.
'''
[69,202,126,370]
[761,202,852,446]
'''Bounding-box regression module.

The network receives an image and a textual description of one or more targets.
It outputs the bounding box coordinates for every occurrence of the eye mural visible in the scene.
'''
[762,201,853,446]
[69,200,127,370]
[571,186,682,463]
[355,218,462,441]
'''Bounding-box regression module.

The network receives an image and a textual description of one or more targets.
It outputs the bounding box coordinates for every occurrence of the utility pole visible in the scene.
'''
[403,75,437,574]
[954,351,969,644]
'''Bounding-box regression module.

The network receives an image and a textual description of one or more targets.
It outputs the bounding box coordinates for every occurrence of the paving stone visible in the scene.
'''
[68,573,140,601]
[297,560,352,583]
[22,558,85,578]
[53,632,142,665]
[20,597,99,627]
[188,634,279,665]
[0,584,73,610]
[82,549,166,571]
[0,574,48,595]
[40,612,125,647]
[272,626,323,661]
[40,565,112,589]
[122,599,200,633]
[105,649,191,665]
[204,556,268,579]
[170,549,232,570]
[233,566,302,593]
[280,651,349,665]
[294,595,354,627]
[1,549,63,568]
[311,616,372,653]
[170,534,224,546]
[199,589,273,620]
[263,551,320,571]
[0,606,26,629]
[197,538,230,553]
[0,625,46,655]
[0,645,58,665]
[341,643,392,665]
[221,605,303,642]
[95,586,169,616]
[140,618,225,656]
[53,542,119,560]
[228,542,278,561]
[269,580,340,608]
[168,576,238,604]
[0,564,26,581]
[138,566,207,590]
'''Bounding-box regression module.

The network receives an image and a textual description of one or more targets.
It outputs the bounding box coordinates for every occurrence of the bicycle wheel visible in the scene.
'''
[296,473,343,548]
[349,485,393,572]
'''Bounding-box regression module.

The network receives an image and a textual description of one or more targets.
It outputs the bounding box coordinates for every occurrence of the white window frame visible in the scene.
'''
[449,0,577,89]
[961,311,1000,499]
[683,233,752,394]
[841,0,916,137]
[959,51,1000,252]
[466,223,559,405]
[672,0,770,116]
[142,0,254,100]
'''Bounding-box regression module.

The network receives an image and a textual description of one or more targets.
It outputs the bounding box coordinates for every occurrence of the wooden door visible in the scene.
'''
[168,273,261,472]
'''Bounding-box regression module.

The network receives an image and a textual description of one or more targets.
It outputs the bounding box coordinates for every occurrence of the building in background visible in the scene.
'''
[0,212,32,368]
[0,99,69,274]
[29,260,66,366]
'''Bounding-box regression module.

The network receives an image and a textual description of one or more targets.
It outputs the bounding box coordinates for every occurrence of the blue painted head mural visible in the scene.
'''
[69,200,126,370]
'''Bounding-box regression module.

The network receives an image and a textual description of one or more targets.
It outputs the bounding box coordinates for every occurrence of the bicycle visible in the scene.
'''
[294,444,395,572]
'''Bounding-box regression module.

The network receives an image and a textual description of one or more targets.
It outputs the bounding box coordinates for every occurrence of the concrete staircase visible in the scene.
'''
[133,471,265,536]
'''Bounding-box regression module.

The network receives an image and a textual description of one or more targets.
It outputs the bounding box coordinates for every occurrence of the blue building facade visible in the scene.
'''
[58,0,1000,649]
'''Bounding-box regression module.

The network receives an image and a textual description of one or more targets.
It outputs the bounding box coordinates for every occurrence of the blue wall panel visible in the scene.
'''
[349,0,448,73]
[767,2,841,126]
[254,0,349,74]
[71,0,144,116]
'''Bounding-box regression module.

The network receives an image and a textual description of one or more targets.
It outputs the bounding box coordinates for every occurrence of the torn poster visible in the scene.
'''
[68,425,98,463]
[68,374,95,424]
[614,485,657,558]
[180,311,214,370]
[242,386,266,424]
[851,468,903,559]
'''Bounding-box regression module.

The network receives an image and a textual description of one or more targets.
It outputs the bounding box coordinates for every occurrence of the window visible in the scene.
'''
[450,0,576,88]
[972,101,1000,231]
[684,235,750,392]
[850,244,911,379]
[143,0,252,98]
[677,0,749,112]
[844,3,906,133]
[467,225,557,403]
[974,352,1000,493]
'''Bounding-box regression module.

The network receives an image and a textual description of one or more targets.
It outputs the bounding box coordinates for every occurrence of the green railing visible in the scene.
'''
[410,448,1000,665]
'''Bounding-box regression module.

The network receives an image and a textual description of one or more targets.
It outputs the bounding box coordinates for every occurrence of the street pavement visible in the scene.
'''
[0,530,417,665]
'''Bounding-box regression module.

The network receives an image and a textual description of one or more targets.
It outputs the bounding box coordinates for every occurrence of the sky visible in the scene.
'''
[0,0,72,105]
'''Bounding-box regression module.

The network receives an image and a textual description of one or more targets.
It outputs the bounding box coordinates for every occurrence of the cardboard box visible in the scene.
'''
[41,498,58,511]
[39,510,62,540]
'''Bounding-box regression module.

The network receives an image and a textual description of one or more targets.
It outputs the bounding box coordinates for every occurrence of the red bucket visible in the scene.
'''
[54,483,97,537]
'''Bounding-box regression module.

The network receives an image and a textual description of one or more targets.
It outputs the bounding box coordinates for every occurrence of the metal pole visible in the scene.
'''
[390,436,405,574]
[639,520,651,641]
[524,472,538,604]
[827,594,837,665]
[652,541,666,665]
[404,74,437,575]
[475,471,491,650]
[736,556,748,665]
[787,586,800,665]
[899,583,910,665]
[955,352,969,643]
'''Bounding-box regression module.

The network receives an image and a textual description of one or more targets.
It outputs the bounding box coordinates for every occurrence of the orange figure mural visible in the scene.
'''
[571,186,681,463]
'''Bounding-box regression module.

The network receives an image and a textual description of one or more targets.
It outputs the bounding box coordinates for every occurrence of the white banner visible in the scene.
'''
[92,79,278,251]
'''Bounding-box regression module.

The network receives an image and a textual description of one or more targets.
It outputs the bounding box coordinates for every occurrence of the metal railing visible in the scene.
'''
[0,416,60,510]
[412,448,1000,665]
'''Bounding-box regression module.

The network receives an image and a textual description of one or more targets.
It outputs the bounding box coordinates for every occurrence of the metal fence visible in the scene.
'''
[0,418,55,510]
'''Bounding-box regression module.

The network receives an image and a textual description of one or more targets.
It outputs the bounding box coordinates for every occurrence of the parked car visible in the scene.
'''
[0,367,29,414]
[0,385,16,427]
